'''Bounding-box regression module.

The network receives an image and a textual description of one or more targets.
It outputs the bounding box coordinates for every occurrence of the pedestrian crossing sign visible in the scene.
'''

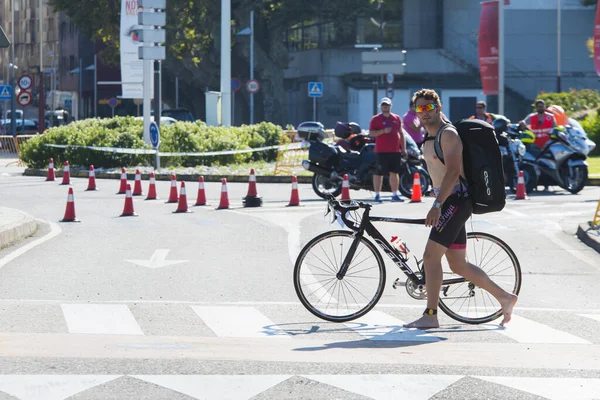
[308,82,323,98]
[0,85,11,100]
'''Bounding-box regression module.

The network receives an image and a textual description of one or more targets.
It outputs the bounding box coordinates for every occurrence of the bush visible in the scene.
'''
[536,89,600,115]
[19,117,287,169]
[581,110,600,156]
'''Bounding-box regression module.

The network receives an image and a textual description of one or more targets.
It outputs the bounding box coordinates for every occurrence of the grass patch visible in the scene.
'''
[589,156,600,176]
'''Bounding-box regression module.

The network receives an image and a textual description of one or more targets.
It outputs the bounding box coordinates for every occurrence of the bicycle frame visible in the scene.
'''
[335,203,468,288]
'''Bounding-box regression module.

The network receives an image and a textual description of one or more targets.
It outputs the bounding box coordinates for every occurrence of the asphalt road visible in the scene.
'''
[0,168,599,400]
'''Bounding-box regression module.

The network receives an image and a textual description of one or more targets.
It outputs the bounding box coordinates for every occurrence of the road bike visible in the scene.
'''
[293,196,522,324]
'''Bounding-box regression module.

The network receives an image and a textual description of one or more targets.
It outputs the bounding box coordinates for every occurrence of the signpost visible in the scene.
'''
[308,82,323,121]
[17,91,32,107]
[149,120,160,169]
[18,75,33,91]
[108,97,118,117]
[231,78,240,124]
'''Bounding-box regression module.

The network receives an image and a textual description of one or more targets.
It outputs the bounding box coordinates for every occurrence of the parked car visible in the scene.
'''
[158,108,195,122]
[134,116,178,126]
[0,119,40,135]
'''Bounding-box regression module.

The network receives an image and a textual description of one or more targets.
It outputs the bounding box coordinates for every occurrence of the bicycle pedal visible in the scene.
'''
[392,278,405,289]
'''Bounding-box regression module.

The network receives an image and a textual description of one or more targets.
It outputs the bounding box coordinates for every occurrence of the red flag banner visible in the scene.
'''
[594,0,600,77]
[478,1,499,95]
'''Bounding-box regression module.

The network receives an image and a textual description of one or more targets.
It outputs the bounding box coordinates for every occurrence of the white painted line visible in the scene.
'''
[191,306,290,339]
[490,314,590,344]
[0,220,61,271]
[133,375,291,400]
[476,376,600,400]
[502,208,527,217]
[61,304,144,335]
[345,310,440,342]
[542,221,600,271]
[306,375,463,400]
[0,375,121,400]
[579,314,600,323]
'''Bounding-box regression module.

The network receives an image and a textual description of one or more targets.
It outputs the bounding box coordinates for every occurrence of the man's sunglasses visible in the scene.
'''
[415,103,437,113]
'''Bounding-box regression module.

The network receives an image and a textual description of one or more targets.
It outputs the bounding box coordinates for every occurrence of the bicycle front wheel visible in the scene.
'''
[438,232,522,324]
[293,230,386,322]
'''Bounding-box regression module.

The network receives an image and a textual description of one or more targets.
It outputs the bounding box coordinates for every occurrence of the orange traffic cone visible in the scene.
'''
[243,168,263,207]
[85,165,98,191]
[216,178,230,210]
[117,168,127,194]
[145,172,158,200]
[409,172,422,203]
[166,174,179,203]
[46,158,55,181]
[60,161,71,185]
[132,169,144,196]
[120,184,138,217]
[287,176,301,206]
[59,187,80,222]
[194,176,207,206]
[174,181,193,213]
[515,170,527,200]
[340,174,351,201]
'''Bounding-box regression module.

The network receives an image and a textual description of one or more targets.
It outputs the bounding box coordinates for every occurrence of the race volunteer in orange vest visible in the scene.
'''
[518,99,557,149]
[469,101,495,124]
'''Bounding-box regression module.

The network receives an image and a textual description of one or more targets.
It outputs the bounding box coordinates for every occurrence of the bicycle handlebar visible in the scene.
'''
[325,195,426,227]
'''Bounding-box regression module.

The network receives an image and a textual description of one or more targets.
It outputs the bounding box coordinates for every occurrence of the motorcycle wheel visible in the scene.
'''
[399,166,431,198]
[561,164,588,194]
[312,174,342,199]
[509,164,538,194]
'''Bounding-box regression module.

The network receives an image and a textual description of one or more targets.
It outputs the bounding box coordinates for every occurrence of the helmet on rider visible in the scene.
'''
[546,105,568,126]
[492,116,511,133]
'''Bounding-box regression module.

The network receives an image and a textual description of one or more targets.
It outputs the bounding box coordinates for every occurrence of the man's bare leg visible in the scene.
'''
[403,240,446,329]
[389,172,399,194]
[373,174,383,193]
[445,249,518,326]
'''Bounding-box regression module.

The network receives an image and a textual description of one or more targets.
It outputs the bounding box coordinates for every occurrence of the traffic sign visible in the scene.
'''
[17,90,33,107]
[0,85,11,100]
[64,99,72,108]
[149,121,160,148]
[308,82,323,97]
[246,80,260,93]
[108,97,118,108]
[18,75,33,90]
[385,73,394,85]
[231,78,241,93]
[386,86,394,99]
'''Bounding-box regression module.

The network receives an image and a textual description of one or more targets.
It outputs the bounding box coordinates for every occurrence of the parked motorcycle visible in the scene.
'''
[493,117,539,193]
[299,121,431,199]
[521,122,591,194]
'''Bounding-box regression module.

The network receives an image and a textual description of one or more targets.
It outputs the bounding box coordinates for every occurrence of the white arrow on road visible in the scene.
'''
[125,249,188,269]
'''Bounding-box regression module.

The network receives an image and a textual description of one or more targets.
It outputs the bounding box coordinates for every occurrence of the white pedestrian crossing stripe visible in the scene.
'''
[133,375,292,400]
[61,304,144,335]
[485,314,590,344]
[191,305,290,339]
[345,310,440,342]
[0,375,120,400]
[476,376,600,400]
[579,314,600,323]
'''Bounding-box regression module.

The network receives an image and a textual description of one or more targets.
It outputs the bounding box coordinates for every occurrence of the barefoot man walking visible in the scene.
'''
[403,89,518,329]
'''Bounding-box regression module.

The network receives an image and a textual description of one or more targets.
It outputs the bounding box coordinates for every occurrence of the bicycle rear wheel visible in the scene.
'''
[438,232,522,324]
[294,230,386,322]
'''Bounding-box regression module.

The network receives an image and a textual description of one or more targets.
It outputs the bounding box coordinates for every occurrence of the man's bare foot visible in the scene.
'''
[403,314,439,329]
[499,293,518,326]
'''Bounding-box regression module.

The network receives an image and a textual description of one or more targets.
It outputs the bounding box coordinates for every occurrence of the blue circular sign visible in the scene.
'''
[231,78,241,93]
[108,97,118,108]
[149,121,160,148]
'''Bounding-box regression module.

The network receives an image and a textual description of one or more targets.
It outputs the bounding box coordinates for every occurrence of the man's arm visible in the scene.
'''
[369,128,386,137]
[435,128,463,205]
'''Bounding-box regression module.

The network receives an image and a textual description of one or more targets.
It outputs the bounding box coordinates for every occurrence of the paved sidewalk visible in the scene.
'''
[0,207,38,250]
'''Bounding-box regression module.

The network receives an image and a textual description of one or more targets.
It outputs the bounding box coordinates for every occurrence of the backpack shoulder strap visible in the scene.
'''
[433,122,452,164]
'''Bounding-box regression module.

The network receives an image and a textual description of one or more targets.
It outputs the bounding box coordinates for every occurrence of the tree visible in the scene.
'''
[48,0,378,125]
[580,0,596,6]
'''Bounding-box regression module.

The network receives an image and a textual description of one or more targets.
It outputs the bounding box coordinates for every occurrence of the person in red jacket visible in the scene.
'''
[519,99,557,149]
[368,97,406,202]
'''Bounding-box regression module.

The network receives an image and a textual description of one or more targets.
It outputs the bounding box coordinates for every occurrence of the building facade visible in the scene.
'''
[283,0,597,129]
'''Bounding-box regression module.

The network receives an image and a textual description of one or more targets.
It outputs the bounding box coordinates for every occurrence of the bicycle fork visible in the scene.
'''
[336,232,362,280]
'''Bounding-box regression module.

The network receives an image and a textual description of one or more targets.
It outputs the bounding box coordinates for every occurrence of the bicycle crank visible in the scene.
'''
[405,278,427,300]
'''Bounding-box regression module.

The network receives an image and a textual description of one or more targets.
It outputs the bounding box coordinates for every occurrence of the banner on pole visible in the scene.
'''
[120,0,150,98]
[478,1,499,95]
[594,0,600,77]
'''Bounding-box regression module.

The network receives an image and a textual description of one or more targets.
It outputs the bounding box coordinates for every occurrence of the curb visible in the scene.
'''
[589,177,600,186]
[23,169,314,184]
[576,222,600,254]
[0,208,38,250]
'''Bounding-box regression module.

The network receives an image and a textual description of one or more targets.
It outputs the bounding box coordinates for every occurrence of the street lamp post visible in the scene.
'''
[220,0,232,126]
[10,0,17,136]
[235,10,255,125]
[557,0,562,92]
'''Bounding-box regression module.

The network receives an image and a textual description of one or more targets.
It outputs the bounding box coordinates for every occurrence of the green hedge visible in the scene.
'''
[19,117,287,169]
[536,89,600,114]
[581,111,600,156]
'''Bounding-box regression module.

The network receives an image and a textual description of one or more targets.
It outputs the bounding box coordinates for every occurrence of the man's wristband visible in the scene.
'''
[432,200,442,209]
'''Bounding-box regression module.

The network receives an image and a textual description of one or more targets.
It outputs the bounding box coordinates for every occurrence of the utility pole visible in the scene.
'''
[10,0,17,136]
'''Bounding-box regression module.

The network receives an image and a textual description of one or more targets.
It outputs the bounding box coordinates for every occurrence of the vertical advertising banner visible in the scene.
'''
[595,0,600,77]
[478,1,499,95]
[120,0,148,98]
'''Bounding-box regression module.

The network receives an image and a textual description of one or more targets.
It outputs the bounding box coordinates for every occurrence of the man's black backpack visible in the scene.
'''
[432,119,506,214]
